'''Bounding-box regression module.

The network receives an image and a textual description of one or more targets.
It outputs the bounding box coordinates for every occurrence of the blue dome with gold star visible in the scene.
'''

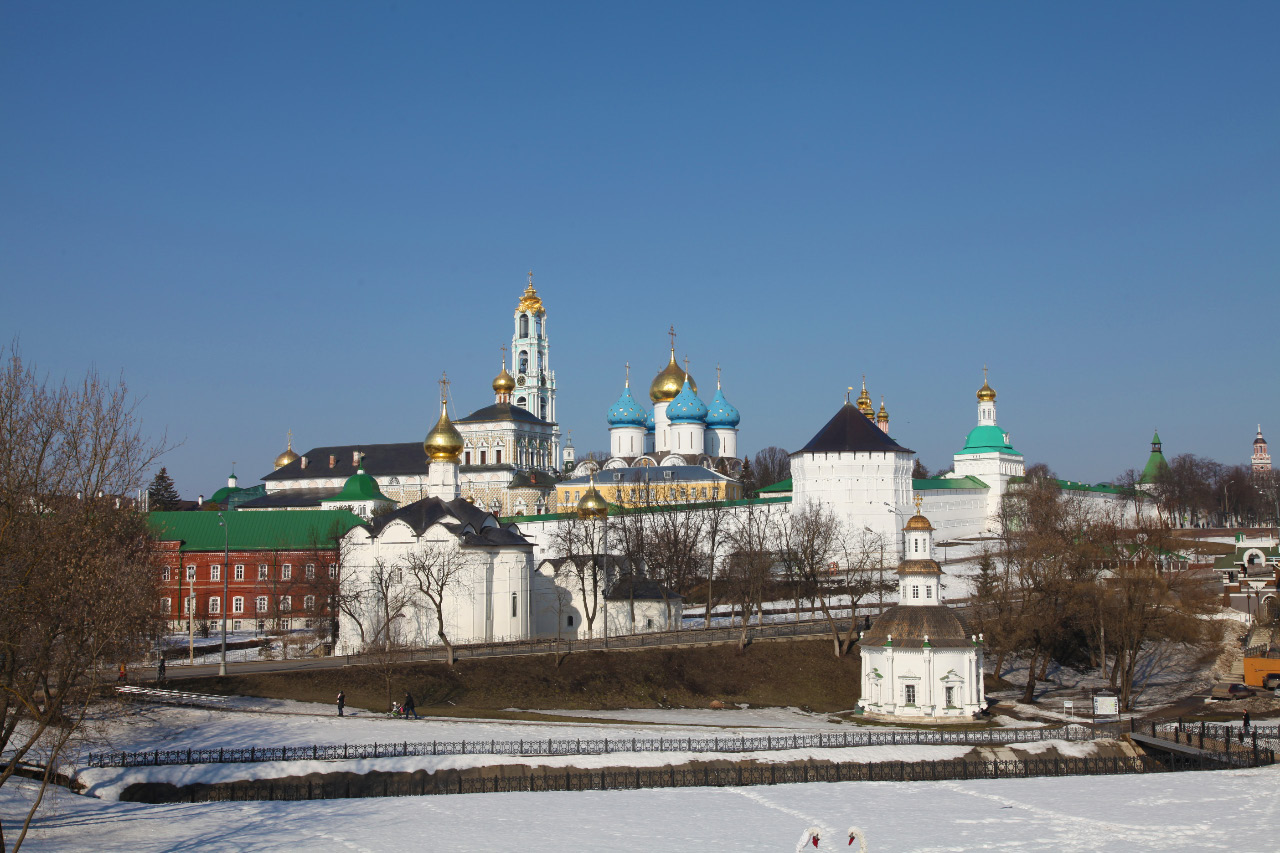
[705,387,740,428]
[666,378,709,424]
[607,386,647,427]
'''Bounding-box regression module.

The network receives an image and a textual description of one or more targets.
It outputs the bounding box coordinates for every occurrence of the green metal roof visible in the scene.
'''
[956,425,1021,456]
[323,469,392,504]
[1009,476,1122,495]
[1140,449,1168,484]
[757,478,793,493]
[147,510,364,551]
[913,476,989,491]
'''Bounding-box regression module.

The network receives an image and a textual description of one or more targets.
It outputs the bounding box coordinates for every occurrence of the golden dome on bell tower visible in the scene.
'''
[877,398,889,424]
[977,365,997,402]
[514,270,545,316]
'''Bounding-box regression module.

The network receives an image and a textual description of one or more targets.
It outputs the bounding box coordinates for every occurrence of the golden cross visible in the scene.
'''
[668,324,677,351]
[914,493,923,512]
[683,355,690,374]
[439,371,451,402]
[527,270,534,287]
[286,429,293,449]
[846,386,853,403]
[983,364,988,383]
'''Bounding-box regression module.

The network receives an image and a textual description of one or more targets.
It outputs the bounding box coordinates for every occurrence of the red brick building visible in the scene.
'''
[148,510,364,634]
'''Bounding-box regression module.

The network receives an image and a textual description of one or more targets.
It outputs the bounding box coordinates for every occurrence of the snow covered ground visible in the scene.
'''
[75,701,877,757]
[9,764,1279,852]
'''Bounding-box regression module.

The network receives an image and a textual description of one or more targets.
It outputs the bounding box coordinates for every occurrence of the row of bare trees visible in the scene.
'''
[0,347,166,852]
[971,472,1220,710]
[1116,455,1280,529]
[548,497,894,657]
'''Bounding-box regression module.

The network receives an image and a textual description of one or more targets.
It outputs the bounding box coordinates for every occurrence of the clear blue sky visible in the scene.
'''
[3,2,1276,497]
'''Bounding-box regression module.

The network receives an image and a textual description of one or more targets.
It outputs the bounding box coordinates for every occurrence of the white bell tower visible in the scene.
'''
[510,271,561,465]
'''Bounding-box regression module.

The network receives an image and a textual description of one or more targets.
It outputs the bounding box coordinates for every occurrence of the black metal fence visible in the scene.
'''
[1141,720,1279,766]
[86,724,1100,769]
[136,754,1228,804]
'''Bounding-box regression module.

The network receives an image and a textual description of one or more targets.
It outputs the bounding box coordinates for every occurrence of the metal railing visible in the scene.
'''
[125,754,1221,803]
[86,724,1098,768]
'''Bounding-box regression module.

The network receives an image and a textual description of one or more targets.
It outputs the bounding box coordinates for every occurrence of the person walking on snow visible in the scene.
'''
[1243,709,1251,730]
[403,692,417,720]
[336,690,345,717]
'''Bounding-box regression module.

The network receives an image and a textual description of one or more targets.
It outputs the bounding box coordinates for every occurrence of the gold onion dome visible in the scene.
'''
[855,378,873,417]
[493,363,515,394]
[274,433,300,469]
[877,398,889,423]
[576,475,609,519]
[424,400,464,462]
[977,368,997,402]
[650,348,696,403]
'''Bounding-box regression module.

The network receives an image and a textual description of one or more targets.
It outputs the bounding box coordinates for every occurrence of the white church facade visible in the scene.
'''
[855,501,986,720]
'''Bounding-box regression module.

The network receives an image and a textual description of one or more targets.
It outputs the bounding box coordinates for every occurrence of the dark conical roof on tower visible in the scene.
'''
[798,401,912,455]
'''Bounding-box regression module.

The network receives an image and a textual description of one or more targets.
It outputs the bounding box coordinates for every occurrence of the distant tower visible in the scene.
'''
[976,366,996,426]
[1254,425,1272,473]
[952,367,1024,529]
[876,397,890,434]
[511,272,560,462]
[1140,430,1169,486]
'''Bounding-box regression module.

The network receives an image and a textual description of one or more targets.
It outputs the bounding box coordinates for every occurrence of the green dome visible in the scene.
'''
[325,468,391,504]
[957,425,1021,456]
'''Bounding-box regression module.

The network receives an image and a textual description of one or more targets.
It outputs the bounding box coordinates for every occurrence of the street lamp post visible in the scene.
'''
[217,512,230,677]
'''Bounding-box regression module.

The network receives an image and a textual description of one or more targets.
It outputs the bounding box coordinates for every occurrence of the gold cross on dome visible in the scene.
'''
[286,429,293,449]
[500,344,507,366]
[683,355,690,373]
[439,371,451,402]
[528,270,534,286]
[983,364,989,383]
[914,493,923,512]
[668,325,677,350]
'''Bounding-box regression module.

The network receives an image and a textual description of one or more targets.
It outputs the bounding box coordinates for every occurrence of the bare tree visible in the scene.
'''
[549,515,608,638]
[0,347,166,852]
[752,446,791,489]
[401,542,470,666]
[723,501,780,650]
[779,502,848,655]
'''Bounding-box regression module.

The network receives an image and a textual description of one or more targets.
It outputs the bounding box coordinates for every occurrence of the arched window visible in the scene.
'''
[520,314,529,337]
[516,396,526,409]
[519,351,529,373]
[535,316,542,337]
